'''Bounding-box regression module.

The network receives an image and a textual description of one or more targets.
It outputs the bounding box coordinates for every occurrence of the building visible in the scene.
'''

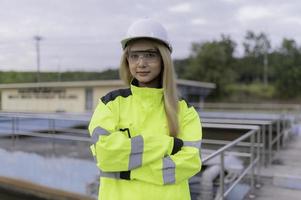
[0,80,215,113]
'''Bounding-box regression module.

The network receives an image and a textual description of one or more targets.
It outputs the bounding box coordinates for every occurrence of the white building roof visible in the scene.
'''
[0,79,215,89]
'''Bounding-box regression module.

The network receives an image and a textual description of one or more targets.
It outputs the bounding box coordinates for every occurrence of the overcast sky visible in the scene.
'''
[1,0,301,72]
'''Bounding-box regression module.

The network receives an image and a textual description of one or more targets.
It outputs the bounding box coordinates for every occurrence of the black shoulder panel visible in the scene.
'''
[101,88,132,104]
[179,96,192,108]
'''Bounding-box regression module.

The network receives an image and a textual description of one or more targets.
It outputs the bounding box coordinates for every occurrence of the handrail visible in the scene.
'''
[201,127,260,200]
[0,112,89,122]
[9,131,91,142]
[202,129,258,163]
[0,113,280,200]
[200,102,301,113]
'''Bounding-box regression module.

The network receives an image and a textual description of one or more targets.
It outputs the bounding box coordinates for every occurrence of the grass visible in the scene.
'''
[222,83,276,103]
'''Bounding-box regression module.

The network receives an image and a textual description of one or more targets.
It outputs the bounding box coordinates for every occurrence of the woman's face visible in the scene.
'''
[127,40,162,88]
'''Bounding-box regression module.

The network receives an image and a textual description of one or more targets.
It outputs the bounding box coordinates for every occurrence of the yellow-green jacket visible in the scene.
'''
[89,83,202,200]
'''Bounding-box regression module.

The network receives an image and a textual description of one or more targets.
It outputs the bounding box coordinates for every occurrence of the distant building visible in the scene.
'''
[0,80,215,113]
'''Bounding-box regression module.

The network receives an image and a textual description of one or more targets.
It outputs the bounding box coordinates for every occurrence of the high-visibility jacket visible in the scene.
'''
[89,83,202,200]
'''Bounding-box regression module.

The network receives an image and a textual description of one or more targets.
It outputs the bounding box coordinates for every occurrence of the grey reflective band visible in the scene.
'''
[163,156,176,184]
[183,140,202,149]
[128,135,144,170]
[99,169,120,179]
[91,127,110,144]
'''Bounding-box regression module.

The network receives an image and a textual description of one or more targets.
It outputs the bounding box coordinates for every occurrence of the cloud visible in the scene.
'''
[220,0,242,4]
[168,3,192,13]
[1,0,301,71]
[282,17,301,25]
[237,6,273,21]
[191,18,207,25]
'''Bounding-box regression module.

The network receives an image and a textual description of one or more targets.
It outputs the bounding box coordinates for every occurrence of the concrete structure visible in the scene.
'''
[0,79,215,113]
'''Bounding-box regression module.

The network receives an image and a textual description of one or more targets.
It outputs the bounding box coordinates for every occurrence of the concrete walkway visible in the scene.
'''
[255,127,301,199]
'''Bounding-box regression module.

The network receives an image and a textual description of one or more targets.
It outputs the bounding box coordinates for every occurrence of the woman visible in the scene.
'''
[89,18,202,200]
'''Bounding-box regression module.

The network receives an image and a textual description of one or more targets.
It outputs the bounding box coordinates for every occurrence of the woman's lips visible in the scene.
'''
[137,72,150,76]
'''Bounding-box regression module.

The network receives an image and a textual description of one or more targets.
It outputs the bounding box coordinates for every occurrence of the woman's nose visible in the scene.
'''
[137,56,147,67]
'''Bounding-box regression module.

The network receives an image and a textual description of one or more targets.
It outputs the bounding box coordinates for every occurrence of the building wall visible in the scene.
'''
[0,80,214,113]
[1,87,85,113]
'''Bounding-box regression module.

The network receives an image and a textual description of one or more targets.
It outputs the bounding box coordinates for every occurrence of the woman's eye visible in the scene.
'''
[145,53,156,58]
[130,54,139,59]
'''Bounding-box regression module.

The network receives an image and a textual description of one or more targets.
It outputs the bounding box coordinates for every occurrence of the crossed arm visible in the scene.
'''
[88,100,202,185]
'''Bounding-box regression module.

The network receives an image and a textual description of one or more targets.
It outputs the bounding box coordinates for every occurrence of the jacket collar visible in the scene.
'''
[130,79,163,103]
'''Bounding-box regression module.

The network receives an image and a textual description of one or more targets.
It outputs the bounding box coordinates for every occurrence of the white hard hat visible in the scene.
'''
[121,18,172,52]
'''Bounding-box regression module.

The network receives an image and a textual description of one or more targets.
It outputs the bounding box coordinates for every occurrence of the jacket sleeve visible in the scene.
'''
[89,99,175,172]
[130,101,202,185]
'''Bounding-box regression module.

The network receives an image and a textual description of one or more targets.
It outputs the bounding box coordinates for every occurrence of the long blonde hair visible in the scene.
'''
[119,40,179,137]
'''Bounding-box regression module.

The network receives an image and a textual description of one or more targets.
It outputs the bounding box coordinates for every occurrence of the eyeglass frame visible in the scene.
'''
[127,49,161,64]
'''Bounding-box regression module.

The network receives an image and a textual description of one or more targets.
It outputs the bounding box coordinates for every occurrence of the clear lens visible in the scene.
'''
[128,50,160,63]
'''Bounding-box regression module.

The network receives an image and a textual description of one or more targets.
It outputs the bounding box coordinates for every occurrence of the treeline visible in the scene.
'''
[1,30,301,102]
[0,69,119,83]
[174,31,301,101]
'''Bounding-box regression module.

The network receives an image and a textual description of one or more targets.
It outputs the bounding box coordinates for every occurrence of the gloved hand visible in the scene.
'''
[171,137,183,155]
[120,171,131,180]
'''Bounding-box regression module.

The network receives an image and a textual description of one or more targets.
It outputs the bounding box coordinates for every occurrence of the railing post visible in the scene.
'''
[262,125,266,167]
[16,117,19,143]
[256,129,261,188]
[249,133,255,199]
[11,117,16,149]
[219,152,225,200]
[49,118,56,155]
[281,114,287,147]
[277,119,280,152]
[268,124,272,166]
[53,119,56,154]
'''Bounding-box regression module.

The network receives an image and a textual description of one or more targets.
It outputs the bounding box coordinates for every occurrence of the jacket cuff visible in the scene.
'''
[171,137,183,155]
[120,171,131,180]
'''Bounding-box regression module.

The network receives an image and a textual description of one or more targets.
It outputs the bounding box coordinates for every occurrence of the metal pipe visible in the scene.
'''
[198,165,221,200]
[223,157,259,197]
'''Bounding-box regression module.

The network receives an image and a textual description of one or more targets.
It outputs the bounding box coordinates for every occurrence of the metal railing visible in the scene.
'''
[201,124,260,200]
[0,112,290,200]
[199,112,292,166]
[200,102,301,113]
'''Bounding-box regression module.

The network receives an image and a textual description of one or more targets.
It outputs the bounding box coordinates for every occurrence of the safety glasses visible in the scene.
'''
[127,50,161,63]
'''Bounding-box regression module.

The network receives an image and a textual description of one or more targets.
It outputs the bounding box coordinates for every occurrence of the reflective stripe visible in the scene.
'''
[128,135,144,170]
[99,169,120,179]
[163,156,176,184]
[91,126,110,144]
[183,140,202,149]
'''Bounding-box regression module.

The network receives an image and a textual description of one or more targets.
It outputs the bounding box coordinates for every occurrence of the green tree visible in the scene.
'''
[272,38,301,98]
[174,58,190,78]
[184,35,237,97]
[238,31,271,84]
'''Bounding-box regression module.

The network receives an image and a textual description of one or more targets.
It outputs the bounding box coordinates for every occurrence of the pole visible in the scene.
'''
[263,42,268,86]
[34,36,42,82]
[263,51,268,86]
